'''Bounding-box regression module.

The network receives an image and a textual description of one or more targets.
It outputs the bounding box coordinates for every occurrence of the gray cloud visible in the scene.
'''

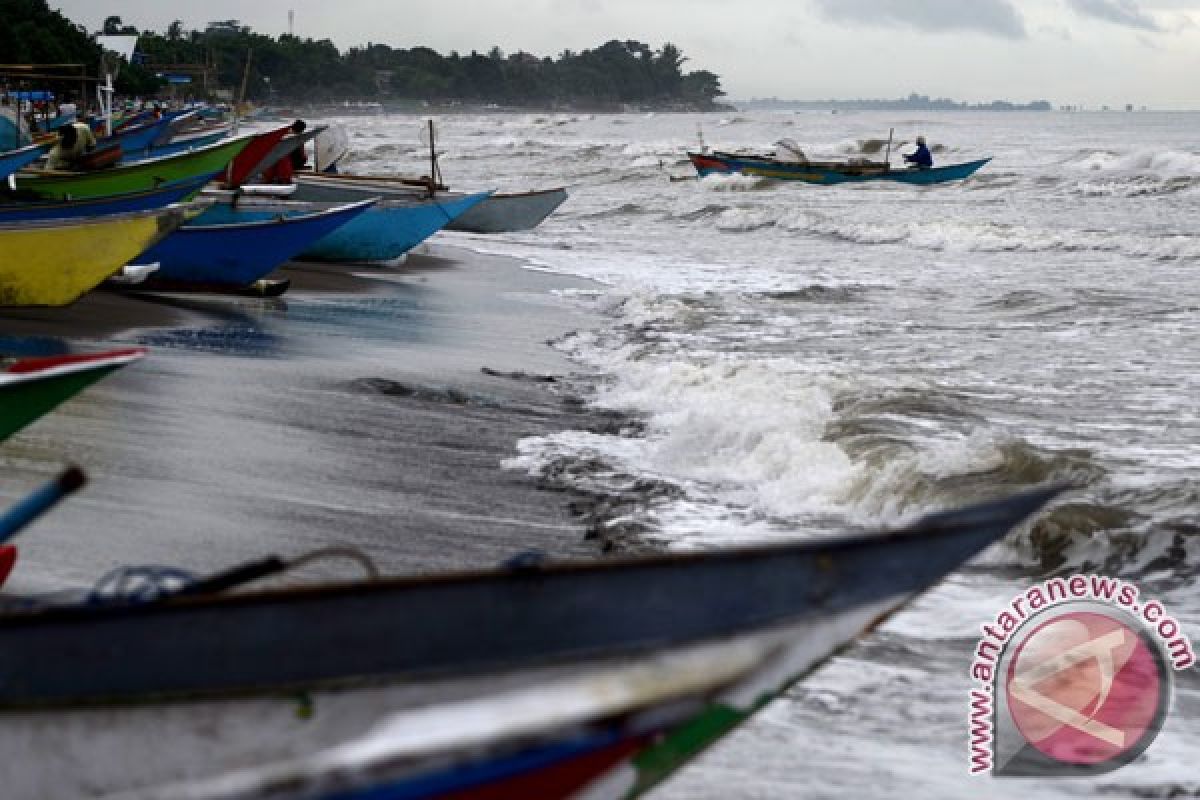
[1067,0,1164,31]
[811,0,1026,38]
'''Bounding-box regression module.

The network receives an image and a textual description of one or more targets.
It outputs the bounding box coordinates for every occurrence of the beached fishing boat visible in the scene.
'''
[0,348,146,442]
[196,190,491,262]
[136,199,377,288]
[0,143,47,181]
[291,172,568,233]
[447,187,569,233]
[9,136,251,201]
[0,487,1056,799]
[0,174,214,223]
[0,206,189,305]
[688,151,992,185]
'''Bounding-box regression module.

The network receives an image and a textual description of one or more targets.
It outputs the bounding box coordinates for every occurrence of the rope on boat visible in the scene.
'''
[287,546,380,581]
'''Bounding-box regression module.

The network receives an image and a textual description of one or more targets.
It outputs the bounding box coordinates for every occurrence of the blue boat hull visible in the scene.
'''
[0,174,215,223]
[102,118,176,159]
[0,144,47,181]
[196,192,492,263]
[689,152,991,185]
[141,199,376,286]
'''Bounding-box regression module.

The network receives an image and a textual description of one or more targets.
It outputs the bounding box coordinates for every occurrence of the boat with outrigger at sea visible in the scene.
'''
[688,132,991,185]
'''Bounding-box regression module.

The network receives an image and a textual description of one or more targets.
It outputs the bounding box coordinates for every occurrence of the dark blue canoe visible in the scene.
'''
[0,173,216,223]
[138,198,378,287]
[689,151,992,185]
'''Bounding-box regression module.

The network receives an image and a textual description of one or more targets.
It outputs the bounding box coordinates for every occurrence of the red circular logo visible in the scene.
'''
[1006,610,1166,767]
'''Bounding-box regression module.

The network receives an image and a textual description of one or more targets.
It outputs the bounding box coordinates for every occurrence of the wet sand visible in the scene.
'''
[0,245,614,593]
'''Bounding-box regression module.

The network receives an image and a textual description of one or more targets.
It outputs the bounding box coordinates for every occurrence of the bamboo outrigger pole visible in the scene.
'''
[233,47,252,136]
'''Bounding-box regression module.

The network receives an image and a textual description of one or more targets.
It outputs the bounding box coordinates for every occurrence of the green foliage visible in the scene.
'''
[4,2,726,109]
[0,0,101,65]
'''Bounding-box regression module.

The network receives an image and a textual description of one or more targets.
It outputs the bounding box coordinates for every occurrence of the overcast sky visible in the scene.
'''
[50,0,1200,108]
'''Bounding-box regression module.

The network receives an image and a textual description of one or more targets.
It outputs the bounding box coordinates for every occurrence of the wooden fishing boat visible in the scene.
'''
[289,172,567,234]
[135,199,378,288]
[0,487,1058,799]
[447,187,569,233]
[688,151,992,185]
[0,143,47,181]
[0,348,146,442]
[0,206,190,305]
[195,190,492,263]
[9,136,252,201]
[0,174,214,223]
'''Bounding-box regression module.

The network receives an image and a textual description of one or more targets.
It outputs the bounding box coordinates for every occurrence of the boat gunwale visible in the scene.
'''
[0,202,201,232]
[14,133,255,181]
[0,486,1060,629]
[178,197,379,233]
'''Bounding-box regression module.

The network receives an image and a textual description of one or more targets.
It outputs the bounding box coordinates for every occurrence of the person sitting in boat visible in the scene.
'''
[261,120,309,184]
[904,136,933,169]
[45,121,96,170]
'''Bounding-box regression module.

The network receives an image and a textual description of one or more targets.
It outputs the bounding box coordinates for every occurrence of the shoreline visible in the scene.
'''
[0,244,622,592]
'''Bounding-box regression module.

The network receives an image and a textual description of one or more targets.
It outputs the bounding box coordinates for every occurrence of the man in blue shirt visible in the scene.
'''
[904,135,933,169]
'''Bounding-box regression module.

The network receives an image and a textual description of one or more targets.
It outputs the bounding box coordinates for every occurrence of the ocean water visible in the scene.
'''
[335,110,1199,796]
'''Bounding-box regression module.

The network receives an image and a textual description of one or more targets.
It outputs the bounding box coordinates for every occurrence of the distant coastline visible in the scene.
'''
[738,93,1053,112]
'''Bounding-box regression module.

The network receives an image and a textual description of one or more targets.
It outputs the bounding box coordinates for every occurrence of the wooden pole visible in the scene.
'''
[883,127,894,166]
[428,118,438,196]
[234,48,252,135]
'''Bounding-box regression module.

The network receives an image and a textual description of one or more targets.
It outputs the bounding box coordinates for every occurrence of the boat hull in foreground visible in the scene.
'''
[0,488,1059,799]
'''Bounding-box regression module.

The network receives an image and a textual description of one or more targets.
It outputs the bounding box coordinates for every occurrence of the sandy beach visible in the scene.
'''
[0,245,613,593]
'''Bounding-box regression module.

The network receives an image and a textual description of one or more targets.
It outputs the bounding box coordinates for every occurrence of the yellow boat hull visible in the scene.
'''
[0,207,187,306]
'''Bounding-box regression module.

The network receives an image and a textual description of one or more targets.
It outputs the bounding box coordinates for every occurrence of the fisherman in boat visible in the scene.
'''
[261,119,309,184]
[44,121,96,170]
[903,135,933,169]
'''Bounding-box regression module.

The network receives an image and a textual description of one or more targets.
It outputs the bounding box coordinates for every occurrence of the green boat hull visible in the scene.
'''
[0,364,125,442]
[10,137,250,201]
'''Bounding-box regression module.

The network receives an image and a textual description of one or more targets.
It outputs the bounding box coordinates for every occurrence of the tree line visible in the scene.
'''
[0,2,726,110]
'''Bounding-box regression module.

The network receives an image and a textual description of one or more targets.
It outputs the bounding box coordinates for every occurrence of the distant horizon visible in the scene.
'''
[729,94,1195,113]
